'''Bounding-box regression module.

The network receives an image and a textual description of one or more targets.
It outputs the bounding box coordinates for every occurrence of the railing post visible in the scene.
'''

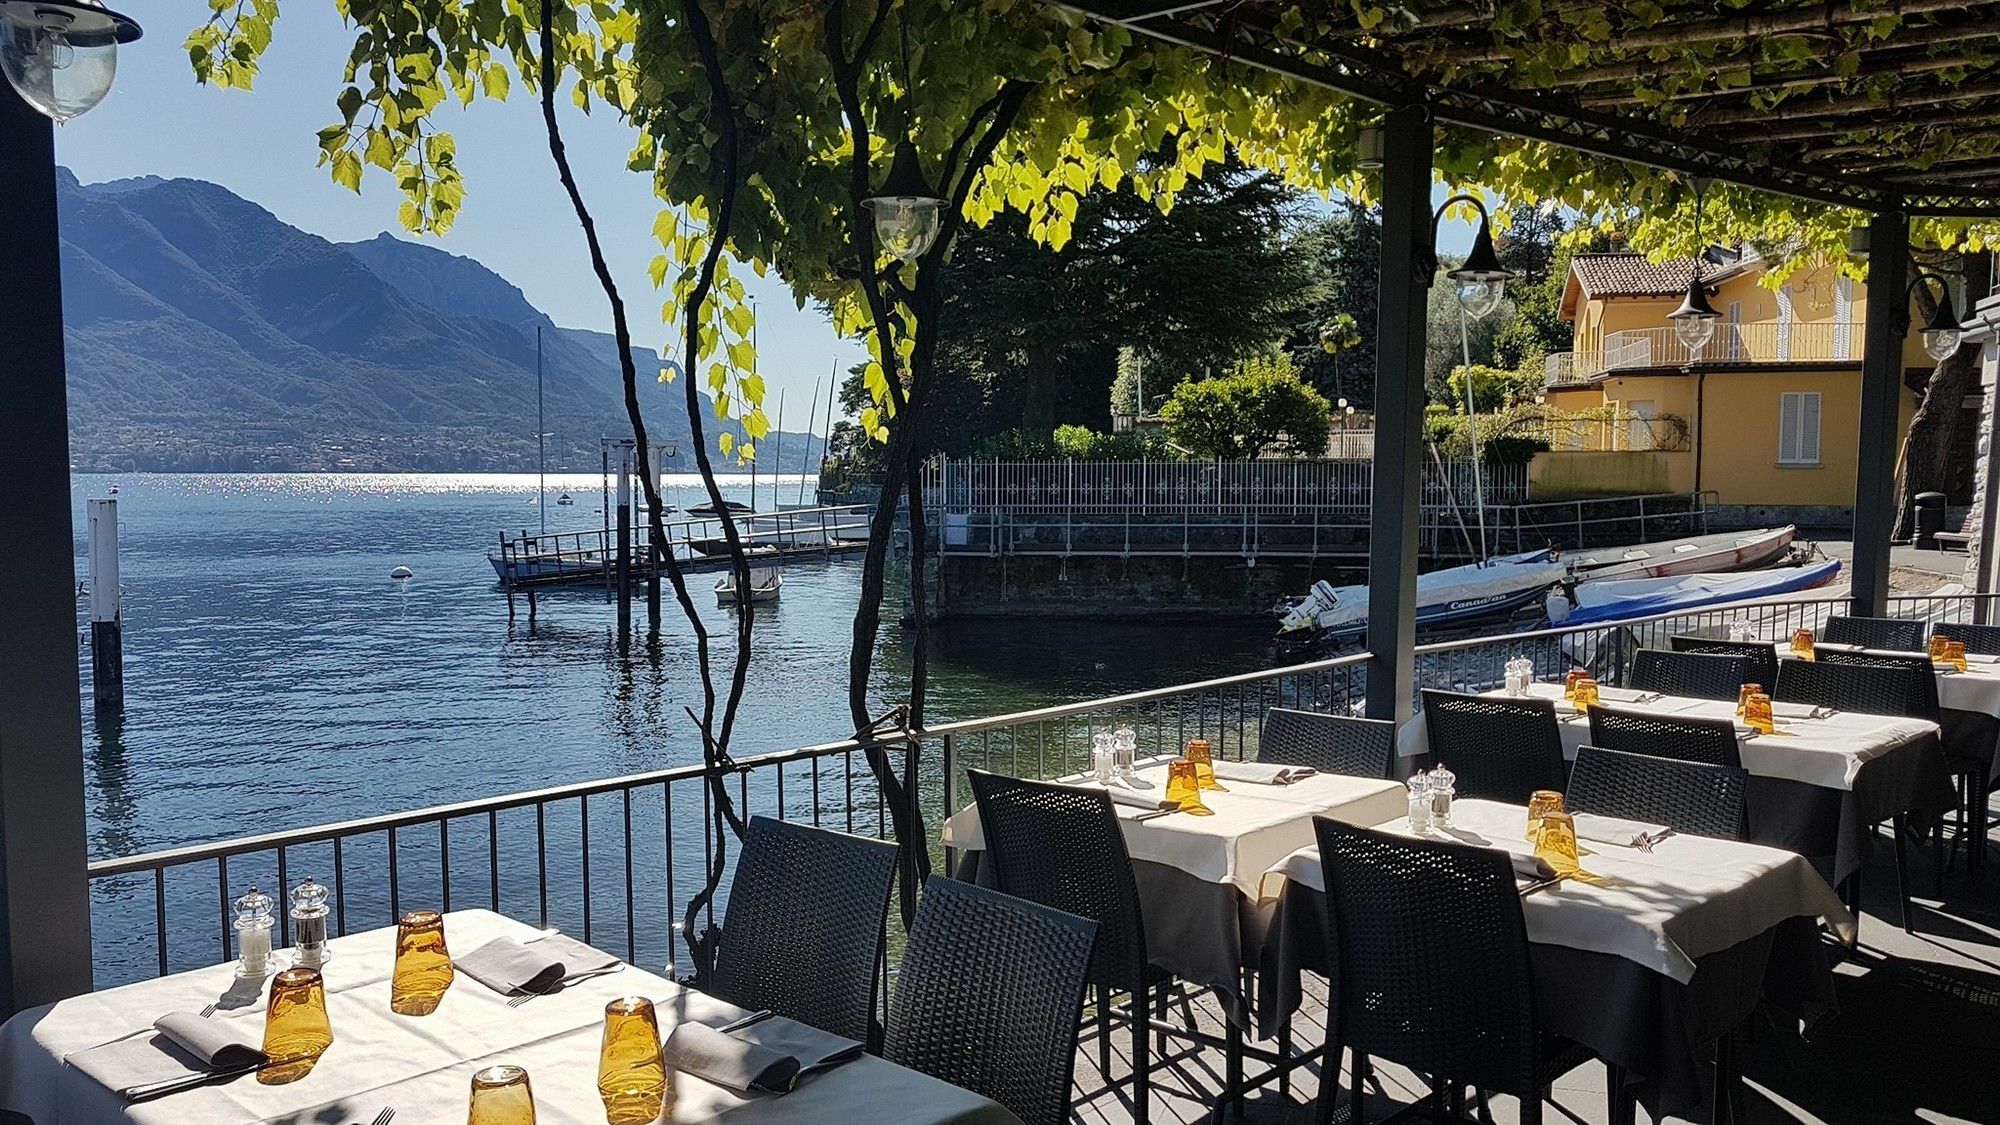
[1363,104,1432,725]
[1852,207,1909,617]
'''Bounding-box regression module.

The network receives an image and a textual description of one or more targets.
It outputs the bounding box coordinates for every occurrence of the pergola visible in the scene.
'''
[4,0,2000,1016]
[1059,0,2000,725]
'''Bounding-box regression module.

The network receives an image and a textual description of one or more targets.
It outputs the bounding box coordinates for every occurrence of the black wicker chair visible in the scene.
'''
[708,816,899,1043]
[1774,657,1929,931]
[1311,818,1598,1125]
[1669,635,1780,692]
[1823,614,1927,652]
[884,877,1097,1125]
[1628,649,1752,701]
[1933,621,2000,656]
[968,770,1170,1124]
[1421,691,1566,803]
[1259,708,1398,778]
[1586,704,1742,768]
[1569,746,1749,839]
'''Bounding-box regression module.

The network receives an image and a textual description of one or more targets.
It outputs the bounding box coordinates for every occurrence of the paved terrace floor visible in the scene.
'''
[1064,826,2000,1124]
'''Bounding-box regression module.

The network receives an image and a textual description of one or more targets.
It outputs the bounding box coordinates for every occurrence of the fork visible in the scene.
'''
[1632,827,1677,853]
[199,1003,218,1018]
[370,1109,395,1125]
[507,964,625,1007]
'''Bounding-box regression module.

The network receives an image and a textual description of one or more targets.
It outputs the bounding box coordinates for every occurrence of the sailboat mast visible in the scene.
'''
[537,325,547,532]
[798,375,821,506]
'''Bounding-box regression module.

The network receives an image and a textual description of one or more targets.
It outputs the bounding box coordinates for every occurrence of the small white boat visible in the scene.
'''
[1546,558,1843,627]
[1278,549,1568,642]
[715,567,782,605]
[1564,526,1797,581]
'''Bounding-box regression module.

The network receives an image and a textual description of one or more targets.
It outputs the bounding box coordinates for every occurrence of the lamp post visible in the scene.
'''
[1668,179,1722,365]
[1419,194,1515,563]
[1896,271,1966,361]
[0,0,139,1015]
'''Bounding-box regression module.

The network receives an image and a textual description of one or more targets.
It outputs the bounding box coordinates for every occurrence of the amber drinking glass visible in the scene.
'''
[1744,691,1775,735]
[1525,790,1565,840]
[1563,668,1588,702]
[1948,640,1969,673]
[258,966,333,1085]
[1184,738,1226,792]
[1572,677,1600,713]
[1930,634,1952,663]
[1790,628,1816,660]
[598,997,668,1125]
[390,909,454,1016]
[1163,759,1214,815]
[1735,682,1762,718]
[1533,812,1581,876]
[467,1064,538,1125]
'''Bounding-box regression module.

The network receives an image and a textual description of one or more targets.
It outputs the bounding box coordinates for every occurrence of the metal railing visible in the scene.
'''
[84,589,1993,987]
[1554,321,1861,384]
[927,457,1531,514]
[491,504,873,587]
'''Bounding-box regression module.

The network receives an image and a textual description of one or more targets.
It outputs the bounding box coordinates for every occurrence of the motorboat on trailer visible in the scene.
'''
[1545,557,1843,627]
[1274,526,1804,645]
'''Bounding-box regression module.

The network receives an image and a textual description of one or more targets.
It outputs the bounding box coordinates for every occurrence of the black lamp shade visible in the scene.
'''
[869,138,940,205]
[1669,272,1720,322]
[1447,217,1512,283]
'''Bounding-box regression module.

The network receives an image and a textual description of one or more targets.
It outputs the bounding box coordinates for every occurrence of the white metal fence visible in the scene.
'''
[926,457,1531,514]
[1550,320,1862,384]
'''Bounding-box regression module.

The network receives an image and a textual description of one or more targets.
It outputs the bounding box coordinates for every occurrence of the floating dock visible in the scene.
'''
[490,504,873,591]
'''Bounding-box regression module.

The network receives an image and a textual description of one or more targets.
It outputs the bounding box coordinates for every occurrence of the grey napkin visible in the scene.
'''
[68,1012,265,1100]
[1571,812,1667,847]
[1510,853,1557,881]
[1211,761,1317,786]
[458,932,621,996]
[665,1022,802,1093]
[1104,788,1176,812]
[732,1016,865,1080]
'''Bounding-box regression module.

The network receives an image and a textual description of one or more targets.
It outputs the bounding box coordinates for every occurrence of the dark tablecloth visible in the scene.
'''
[1746,730,1958,886]
[1254,881,1835,1121]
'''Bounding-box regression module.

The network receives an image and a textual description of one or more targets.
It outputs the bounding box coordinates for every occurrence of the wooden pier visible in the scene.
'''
[491,504,873,596]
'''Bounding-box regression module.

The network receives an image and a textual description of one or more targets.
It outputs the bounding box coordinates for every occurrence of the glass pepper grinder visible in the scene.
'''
[289,876,332,969]
[1092,730,1115,785]
[1427,762,1456,829]
[233,885,276,978]
[1405,772,1433,833]
[1114,726,1147,788]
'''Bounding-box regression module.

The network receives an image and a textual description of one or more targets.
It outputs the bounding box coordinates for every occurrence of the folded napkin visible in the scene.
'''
[1771,701,1825,720]
[1968,653,2000,666]
[1571,812,1668,848]
[1211,761,1318,786]
[1510,853,1557,881]
[1595,686,1653,703]
[68,1012,265,1100]
[457,932,620,996]
[664,1017,864,1094]
[1103,787,1176,812]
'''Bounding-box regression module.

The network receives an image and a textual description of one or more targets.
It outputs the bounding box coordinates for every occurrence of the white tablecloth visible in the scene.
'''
[0,910,1018,1125]
[1399,681,1937,791]
[941,759,1407,896]
[1774,643,2000,719]
[1260,799,1853,984]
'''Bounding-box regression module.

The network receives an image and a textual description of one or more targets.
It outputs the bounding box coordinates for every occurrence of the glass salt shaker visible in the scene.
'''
[1092,731,1115,785]
[1114,726,1147,788]
[233,885,276,978]
[1405,773,1433,833]
[1427,763,1456,829]
[1729,618,1755,643]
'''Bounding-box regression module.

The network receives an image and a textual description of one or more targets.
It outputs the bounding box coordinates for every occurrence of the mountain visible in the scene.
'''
[57,170,822,473]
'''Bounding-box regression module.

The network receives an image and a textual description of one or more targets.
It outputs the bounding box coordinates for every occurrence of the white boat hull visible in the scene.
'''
[715,568,782,605]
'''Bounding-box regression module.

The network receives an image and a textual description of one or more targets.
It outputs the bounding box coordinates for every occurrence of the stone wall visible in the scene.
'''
[931,555,1345,620]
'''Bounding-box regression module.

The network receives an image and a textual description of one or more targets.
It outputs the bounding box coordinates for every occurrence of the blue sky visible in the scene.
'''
[57,6,1477,433]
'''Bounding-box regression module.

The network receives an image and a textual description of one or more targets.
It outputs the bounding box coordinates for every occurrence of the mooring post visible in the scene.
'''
[87,498,123,713]
[615,443,633,649]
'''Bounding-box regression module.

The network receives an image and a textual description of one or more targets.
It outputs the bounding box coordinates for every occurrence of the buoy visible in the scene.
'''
[390,566,414,580]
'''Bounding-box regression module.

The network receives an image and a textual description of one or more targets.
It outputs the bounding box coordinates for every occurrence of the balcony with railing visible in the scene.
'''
[1548,320,1863,385]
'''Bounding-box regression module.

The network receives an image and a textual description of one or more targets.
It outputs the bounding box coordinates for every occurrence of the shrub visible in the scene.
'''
[1160,353,1332,459]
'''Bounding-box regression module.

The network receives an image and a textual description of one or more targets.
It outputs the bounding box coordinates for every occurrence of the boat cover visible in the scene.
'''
[1546,559,1843,627]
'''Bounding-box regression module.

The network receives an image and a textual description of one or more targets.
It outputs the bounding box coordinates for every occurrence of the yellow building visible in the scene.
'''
[1536,248,1960,519]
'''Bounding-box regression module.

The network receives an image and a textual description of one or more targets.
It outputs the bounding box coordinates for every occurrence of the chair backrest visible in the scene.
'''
[1585,704,1742,768]
[709,816,900,1042]
[1775,657,1935,721]
[885,877,1097,1125]
[1814,649,1941,722]
[1629,649,1751,701]
[1568,746,1749,839]
[1258,708,1398,778]
[1420,691,1566,803]
[1668,635,1780,692]
[1823,615,1926,652]
[1313,818,1541,1096]
[967,770,1149,989]
[1931,621,2000,656]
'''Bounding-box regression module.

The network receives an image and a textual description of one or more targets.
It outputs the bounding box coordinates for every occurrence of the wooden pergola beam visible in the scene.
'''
[1542,13,2000,86]
[1721,76,2000,125]
[1448,0,1971,63]
[1577,51,1990,108]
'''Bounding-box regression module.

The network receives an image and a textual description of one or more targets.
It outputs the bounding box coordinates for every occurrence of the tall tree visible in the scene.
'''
[1285,202,1380,407]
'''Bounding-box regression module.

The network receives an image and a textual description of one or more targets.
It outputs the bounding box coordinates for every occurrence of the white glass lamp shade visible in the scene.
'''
[0,1,139,123]
[1922,326,1962,362]
[1672,314,1717,355]
[1455,278,1504,320]
[866,195,944,264]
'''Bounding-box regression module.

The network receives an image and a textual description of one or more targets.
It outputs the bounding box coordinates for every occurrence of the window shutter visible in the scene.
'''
[1800,392,1821,463]
[1776,285,1794,360]
[1834,278,1853,360]
[1779,393,1801,462]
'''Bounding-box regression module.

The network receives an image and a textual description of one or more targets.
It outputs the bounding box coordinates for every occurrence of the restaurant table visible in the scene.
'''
[0,909,1020,1125]
[1400,681,1958,886]
[1253,799,1849,1120]
[940,759,1406,1027]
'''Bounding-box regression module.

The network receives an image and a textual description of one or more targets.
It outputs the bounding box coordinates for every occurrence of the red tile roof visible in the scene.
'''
[1568,248,1753,299]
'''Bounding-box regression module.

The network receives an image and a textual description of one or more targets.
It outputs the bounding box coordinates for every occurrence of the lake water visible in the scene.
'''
[73,473,1278,979]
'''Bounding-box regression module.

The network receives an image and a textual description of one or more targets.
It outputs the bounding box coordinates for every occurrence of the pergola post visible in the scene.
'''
[1852,207,1909,617]
[1363,105,1432,723]
[0,90,95,1015]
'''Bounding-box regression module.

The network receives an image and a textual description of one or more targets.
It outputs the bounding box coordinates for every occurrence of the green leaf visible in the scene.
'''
[331,150,364,193]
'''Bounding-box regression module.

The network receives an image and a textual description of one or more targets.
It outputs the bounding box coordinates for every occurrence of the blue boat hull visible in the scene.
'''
[1553,559,1842,627]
